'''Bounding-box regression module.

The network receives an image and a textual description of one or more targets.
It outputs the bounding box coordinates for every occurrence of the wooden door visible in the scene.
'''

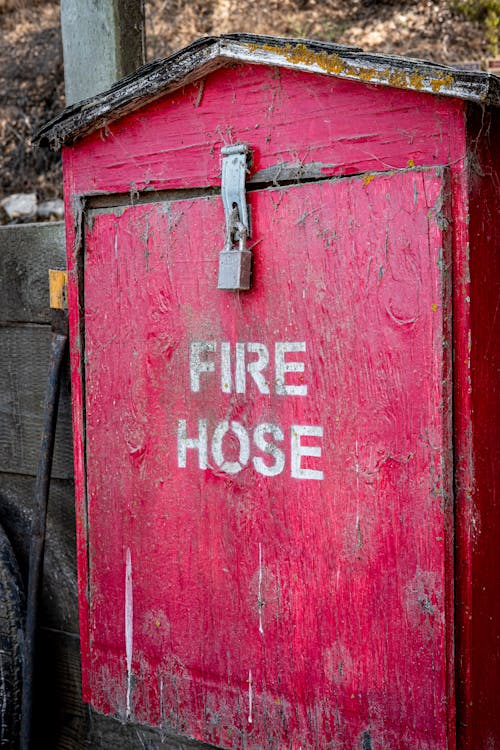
[82,167,453,749]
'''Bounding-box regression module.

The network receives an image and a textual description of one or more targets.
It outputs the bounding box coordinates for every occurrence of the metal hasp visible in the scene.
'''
[217,143,252,291]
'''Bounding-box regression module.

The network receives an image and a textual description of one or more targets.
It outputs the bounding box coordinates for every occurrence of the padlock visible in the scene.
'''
[217,227,252,291]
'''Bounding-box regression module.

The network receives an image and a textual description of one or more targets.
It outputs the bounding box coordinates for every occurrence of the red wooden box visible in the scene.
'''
[38,35,500,750]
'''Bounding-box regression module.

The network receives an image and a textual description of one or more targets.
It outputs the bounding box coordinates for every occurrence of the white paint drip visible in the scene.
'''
[248,669,253,724]
[258,542,264,635]
[125,547,133,718]
[159,675,165,725]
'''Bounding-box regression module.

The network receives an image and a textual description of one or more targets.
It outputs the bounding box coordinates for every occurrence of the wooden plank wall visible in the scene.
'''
[0,222,215,749]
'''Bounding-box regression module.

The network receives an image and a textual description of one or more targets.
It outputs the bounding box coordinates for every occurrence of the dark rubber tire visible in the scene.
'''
[0,524,24,749]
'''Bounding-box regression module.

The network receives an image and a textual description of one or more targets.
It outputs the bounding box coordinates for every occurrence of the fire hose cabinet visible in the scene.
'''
[38,35,499,749]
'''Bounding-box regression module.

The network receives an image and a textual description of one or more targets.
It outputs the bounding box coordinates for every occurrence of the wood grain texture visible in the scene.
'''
[81,169,453,749]
[62,64,466,197]
[0,324,73,478]
[61,0,145,105]
[0,223,66,324]
[34,628,85,750]
[454,105,500,749]
[0,473,77,633]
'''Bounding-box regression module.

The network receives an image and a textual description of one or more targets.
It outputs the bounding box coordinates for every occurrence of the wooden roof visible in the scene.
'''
[36,33,500,150]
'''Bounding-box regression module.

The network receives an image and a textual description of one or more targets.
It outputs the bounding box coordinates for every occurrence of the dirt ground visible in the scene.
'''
[0,0,492,202]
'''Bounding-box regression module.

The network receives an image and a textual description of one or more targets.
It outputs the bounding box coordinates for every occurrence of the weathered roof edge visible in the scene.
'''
[35,33,500,151]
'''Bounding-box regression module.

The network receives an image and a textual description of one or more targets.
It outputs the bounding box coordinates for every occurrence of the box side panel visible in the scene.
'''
[65,64,466,196]
[455,105,500,749]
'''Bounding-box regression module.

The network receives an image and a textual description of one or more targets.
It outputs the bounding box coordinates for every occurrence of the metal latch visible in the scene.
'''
[217,144,252,291]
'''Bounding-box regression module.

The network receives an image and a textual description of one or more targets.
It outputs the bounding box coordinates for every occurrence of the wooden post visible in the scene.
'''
[60,0,145,105]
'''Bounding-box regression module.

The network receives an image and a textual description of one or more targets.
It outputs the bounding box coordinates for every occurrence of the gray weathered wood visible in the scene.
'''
[0,325,73,479]
[35,628,86,750]
[0,222,66,324]
[36,34,500,151]
[0,473,78,633]
[88,710,221,750]
[61,0,146,105]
